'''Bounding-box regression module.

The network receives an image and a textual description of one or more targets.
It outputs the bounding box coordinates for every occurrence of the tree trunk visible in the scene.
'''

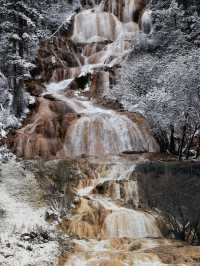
[178,124,187,160]
[156,128,169,153]
[196,135,200,159]
[169,125,175,154]
[12,73,24,117]
[186,125,198,160]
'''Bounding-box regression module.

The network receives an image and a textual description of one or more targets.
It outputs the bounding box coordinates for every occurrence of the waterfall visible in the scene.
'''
[103,208,161,238]
[10,1,167,265]
[42,81,159,158]
[63,108,158,157]
[13,0,157,160]
[53,2,163,264]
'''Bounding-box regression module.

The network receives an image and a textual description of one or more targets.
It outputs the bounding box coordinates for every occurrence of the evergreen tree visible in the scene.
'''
[0,0,39,116]
[0,0,73,117]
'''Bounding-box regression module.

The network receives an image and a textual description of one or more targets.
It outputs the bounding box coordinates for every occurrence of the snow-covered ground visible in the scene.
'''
[0,160,58,266]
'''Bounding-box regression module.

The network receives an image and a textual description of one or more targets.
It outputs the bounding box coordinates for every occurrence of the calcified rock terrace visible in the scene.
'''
[8,1,200,266]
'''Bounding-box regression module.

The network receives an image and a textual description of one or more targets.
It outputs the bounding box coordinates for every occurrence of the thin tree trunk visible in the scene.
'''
[157,129,169,153]
[178,124,187,160]
[169,125,175,154]
[186,125,198,160]
[196,135,200,159]
[12,76,24,117]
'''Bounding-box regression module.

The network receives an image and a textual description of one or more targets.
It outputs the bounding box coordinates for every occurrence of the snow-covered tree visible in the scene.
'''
[113,1,200,159]
[0,0,73,117]
[115,47,200,159]
[0,0,40,116]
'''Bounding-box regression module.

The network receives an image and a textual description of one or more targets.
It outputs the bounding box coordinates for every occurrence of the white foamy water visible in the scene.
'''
[44,85,159,157]
[63,110,158,157]
[103,207,161,239]
[78,185,95,197]
[90,196,161,239]
[101,163,136,181]
[77,162,136,198]
[72,10,123,43]
[64,239,166,266]
[46,78,73,94]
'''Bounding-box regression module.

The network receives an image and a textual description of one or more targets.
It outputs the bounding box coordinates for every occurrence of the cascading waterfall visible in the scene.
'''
[13,0,157,160]
[44,80,159,158]
[45,1,162,264]
[61,156,164,265]
[103,207,161,238]
[55,2,162,264]
[63,105,158,157]
[11,1,166,265]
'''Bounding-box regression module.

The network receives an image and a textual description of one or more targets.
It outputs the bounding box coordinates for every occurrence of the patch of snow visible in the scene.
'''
[0,160,59,265]
[0,233,58,266]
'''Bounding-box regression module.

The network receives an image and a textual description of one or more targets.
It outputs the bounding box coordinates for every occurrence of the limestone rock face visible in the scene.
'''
[10,98,79,159]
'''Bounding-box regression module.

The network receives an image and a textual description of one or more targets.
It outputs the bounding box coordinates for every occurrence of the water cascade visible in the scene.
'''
[58,155,165,265]
[61,100,158,157]
[10,1,168,265]
[11,0,157,160]
[103,207,161,239]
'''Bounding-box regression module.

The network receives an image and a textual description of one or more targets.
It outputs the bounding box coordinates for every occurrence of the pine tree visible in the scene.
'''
[0,0,73,117]
[0,0,38,116]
